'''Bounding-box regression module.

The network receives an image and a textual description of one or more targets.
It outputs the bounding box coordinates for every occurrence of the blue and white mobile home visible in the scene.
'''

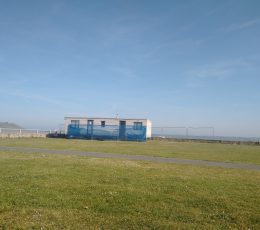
[64,117,152,141]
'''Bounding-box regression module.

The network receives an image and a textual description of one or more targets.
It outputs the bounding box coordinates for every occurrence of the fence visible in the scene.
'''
[152,126,260,143]
[152,126,215,139]
[0,128,51,138]
[67,124,147,141]
[1,126,258,143]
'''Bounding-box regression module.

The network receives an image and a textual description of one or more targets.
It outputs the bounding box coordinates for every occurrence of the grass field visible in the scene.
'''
[0,139,259,229]
[0,138,260,164]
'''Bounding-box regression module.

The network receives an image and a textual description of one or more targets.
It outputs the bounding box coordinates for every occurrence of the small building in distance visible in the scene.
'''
[64,117,152,141]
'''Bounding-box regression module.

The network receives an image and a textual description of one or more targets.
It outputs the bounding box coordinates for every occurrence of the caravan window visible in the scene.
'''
[71,120,80,128]
[133,122,142,130]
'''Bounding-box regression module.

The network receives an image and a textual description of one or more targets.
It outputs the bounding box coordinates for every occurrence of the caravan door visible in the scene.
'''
[119,120,126,140]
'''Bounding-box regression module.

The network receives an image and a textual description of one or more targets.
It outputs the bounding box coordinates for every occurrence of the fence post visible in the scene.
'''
[20,129,22,134]
[186,127,189,138]
[161,127,164,136]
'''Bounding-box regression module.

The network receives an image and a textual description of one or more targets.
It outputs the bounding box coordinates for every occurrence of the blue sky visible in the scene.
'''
[0,0,260,136]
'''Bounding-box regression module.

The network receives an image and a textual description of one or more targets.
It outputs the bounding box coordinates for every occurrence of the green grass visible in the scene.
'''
[0,138,260,164]
[0,150,259,229]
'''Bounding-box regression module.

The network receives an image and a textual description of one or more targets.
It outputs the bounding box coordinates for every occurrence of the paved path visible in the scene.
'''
[0,146,260,170]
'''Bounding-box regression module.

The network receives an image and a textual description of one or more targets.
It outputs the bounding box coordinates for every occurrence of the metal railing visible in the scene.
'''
[1,126,258,143]
[152,126,215,139]
[151,126,260,142]
[0,128,51,135]
[67,124,147,141]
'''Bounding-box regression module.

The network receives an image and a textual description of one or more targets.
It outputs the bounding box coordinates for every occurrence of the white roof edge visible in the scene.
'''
[64,117,150,121]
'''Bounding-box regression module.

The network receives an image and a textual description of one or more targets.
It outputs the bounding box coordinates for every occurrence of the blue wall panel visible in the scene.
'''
[67,125,147,141]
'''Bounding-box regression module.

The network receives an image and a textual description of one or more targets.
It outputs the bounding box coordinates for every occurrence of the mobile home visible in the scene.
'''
[64,117,152,141]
